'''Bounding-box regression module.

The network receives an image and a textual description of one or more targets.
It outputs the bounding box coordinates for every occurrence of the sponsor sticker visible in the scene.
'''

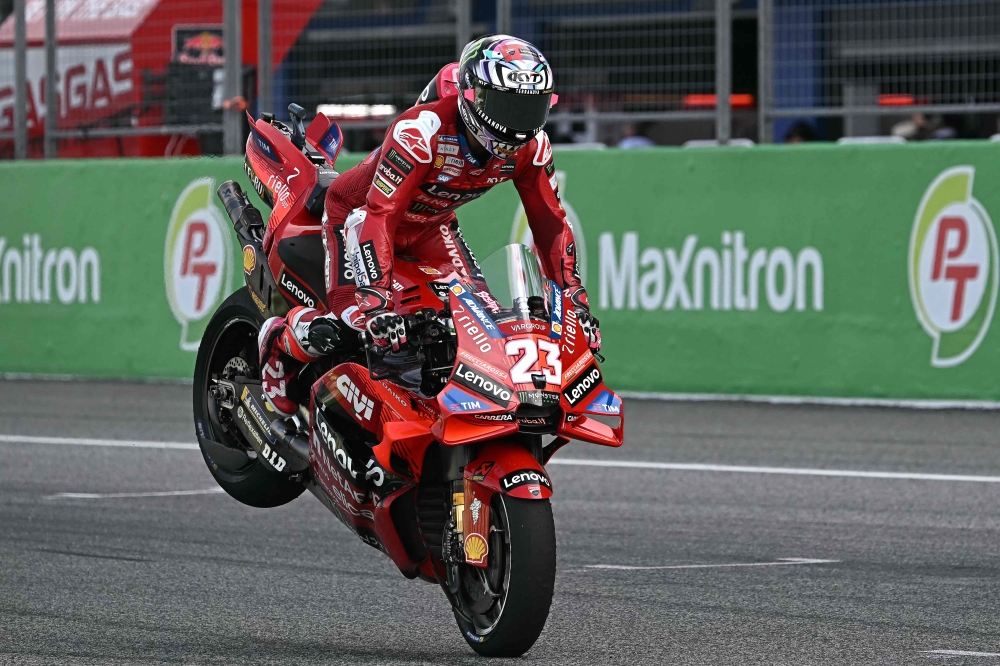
[500,159,517,175]
[437,143,459,156]
[242,245,255,274]
[445,156,464,167]
[585,389,622,414]
[473,413,515,422]
[336,373,376,421]
[564,364,602,407]
[441,386,487,412]
[909,166,999,367]
[359,241,384,283]
[373,175,397,197]
[240,386,275,442]
[434,155,445,168]
[278,270,316,308]
[377,160,406,186]
[451,280,504,339]
[471,461,495,481]
[385,148,414,174]
[419,266,442,275]
[465,533,488,565]
[442,166,462,177]
[549,282,563,339]
[451,361,513,408]
[500,468,552,492]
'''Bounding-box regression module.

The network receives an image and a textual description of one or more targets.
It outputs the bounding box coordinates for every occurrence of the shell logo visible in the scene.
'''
[511,170,586,285]
[464,533,488,564]
[165,178,232,351]
[909,166,998,367]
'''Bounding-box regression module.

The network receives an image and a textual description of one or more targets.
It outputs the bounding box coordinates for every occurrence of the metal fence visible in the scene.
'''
[760,0,1000,142]
[4,0,1000,159]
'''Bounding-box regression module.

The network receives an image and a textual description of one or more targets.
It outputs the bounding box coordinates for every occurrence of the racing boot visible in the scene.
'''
[258,306,342,417]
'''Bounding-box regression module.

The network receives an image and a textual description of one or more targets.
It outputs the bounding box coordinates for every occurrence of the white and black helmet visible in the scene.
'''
[457,35,554,159]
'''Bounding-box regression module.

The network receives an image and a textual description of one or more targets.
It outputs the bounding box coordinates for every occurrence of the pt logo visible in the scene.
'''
[165,178,233,351]
[909,166,998,367]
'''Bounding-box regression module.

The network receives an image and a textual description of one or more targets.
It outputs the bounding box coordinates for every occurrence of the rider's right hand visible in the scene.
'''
[365,310,408,353]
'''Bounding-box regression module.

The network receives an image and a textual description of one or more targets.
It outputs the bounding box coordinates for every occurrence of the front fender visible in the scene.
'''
[464,440,552,500]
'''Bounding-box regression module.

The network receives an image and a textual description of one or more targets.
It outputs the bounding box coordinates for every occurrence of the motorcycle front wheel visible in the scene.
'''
[453,494,556,657]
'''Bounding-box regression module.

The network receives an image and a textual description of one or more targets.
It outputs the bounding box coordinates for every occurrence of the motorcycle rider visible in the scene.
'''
[258,35,601,417]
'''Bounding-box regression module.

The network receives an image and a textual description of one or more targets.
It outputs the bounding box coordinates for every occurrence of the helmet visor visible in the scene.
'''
[474,84,551,137]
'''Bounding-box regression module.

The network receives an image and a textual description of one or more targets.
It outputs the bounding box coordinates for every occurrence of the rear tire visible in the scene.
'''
[454,495,556,657]
[193,288,304,508]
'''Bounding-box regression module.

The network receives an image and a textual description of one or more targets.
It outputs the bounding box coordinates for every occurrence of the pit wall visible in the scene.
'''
[1,142,997,402]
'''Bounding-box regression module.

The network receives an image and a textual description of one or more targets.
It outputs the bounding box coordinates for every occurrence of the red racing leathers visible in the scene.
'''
[259,69,591,415]
[321,82,586,325]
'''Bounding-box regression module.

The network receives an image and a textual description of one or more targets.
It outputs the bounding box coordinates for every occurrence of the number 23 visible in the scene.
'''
[505,339,562,385]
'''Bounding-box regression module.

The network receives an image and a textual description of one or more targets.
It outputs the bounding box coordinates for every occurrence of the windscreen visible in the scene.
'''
[479,243,547,321]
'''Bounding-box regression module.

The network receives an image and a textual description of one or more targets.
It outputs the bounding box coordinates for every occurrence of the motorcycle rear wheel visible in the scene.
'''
[454,494,556,657]
[193,288,304,508]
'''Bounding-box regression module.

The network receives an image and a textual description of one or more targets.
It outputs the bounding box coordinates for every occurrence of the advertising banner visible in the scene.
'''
[1,141,998,402]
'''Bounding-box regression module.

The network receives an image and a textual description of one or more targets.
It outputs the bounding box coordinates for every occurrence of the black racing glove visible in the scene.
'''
[565,285,601,353]
[577,309,601,352]
[365,310,407,353]
[306,315,341,356]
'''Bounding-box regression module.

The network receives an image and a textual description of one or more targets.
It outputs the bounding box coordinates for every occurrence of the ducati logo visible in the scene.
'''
[909,166,998,367]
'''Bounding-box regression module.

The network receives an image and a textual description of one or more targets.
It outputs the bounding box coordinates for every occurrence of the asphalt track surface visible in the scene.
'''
[3,381,1000,665]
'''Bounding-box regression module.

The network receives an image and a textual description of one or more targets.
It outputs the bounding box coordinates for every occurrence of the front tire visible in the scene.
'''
[193,288,304,508]
[454,495,556,657]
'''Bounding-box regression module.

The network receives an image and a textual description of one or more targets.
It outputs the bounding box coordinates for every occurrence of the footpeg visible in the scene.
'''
[268,418,310,473]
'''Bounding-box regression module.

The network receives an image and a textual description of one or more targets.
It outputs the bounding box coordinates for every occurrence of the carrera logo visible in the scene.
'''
[336,374,375,420]
[452,362,513,408]
[279,270,316,308]
[473,412,515,422]
[910,166,998,367]
[564,364,602,406]
[500,469,551,491]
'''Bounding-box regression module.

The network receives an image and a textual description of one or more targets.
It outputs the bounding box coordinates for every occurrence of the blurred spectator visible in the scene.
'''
[891,114,957,141]
[784,121,818,143]
[617,123,656,149]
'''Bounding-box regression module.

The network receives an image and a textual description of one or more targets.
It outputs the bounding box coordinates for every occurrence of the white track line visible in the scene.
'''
[548,458,1000,483]
[586,557,840,571]
[46,488,225,500]
[0,434,198,450]
[923,650,1000,658]
[5,434,1000,484]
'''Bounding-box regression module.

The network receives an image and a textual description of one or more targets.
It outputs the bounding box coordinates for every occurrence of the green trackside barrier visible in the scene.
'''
[1,142,998,402]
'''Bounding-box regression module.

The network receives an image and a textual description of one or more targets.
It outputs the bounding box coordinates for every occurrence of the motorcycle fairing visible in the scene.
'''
[305,113,344,166]
[464,441,553,501]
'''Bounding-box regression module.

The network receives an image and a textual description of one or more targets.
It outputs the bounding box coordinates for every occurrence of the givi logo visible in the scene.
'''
[909,166,998,367]
[165,178,232,351]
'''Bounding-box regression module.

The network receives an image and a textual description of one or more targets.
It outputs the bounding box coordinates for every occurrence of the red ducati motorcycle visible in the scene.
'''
[193,105,624,657]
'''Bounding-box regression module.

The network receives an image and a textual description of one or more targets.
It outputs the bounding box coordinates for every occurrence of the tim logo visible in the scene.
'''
[336,374,375,420]
[909,166,999,367]
[165,178,231,351]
